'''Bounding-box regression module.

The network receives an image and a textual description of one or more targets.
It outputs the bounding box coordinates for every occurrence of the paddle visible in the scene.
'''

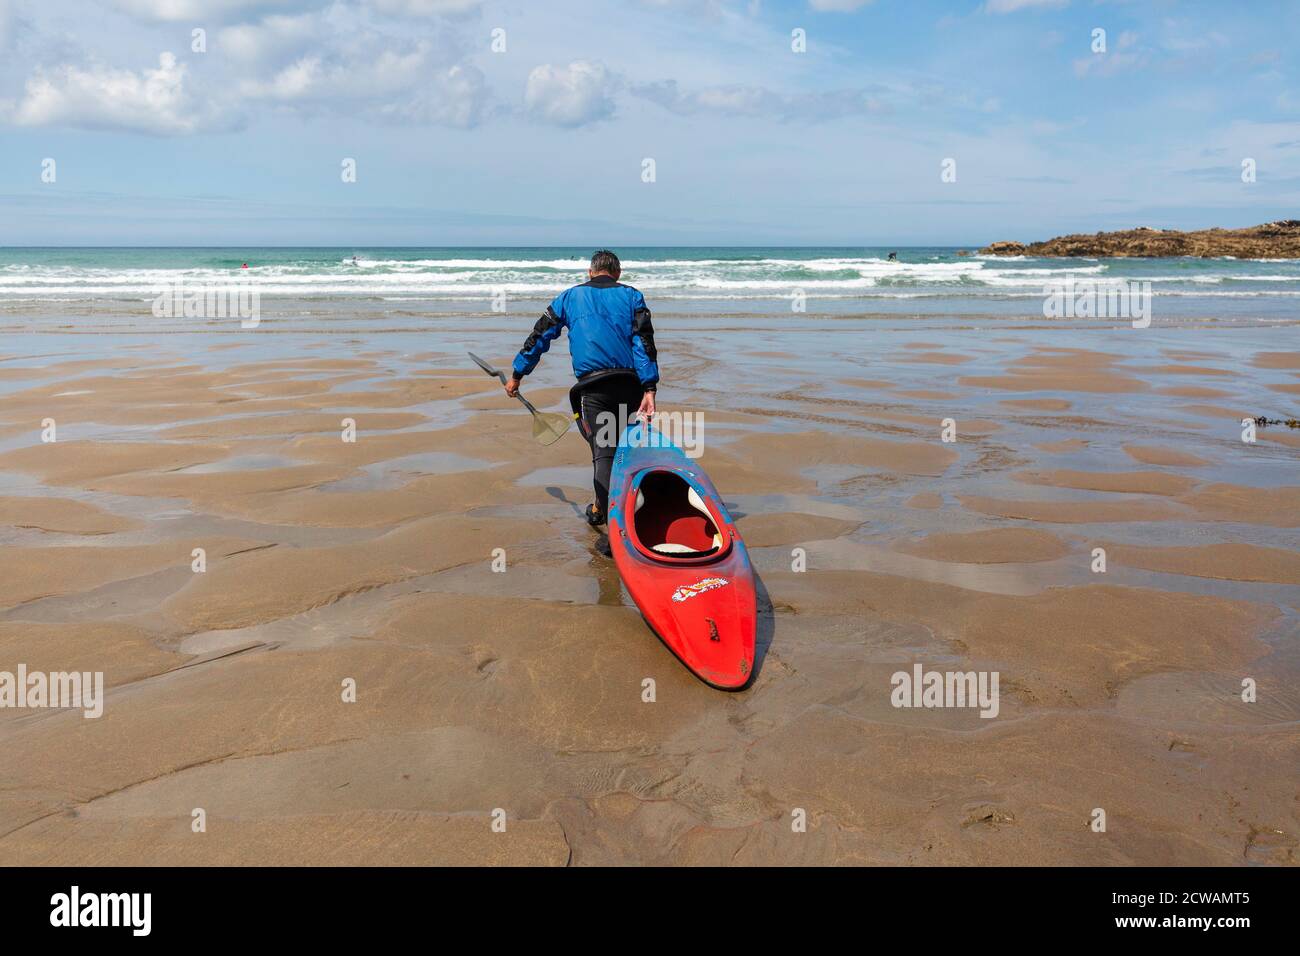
[468,351,573,446]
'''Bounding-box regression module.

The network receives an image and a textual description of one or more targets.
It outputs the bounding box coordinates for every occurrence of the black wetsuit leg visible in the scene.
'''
[577,376,645,516]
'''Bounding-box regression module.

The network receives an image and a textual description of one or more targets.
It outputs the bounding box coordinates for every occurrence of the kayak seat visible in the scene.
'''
[650,542,699,554]
[633,471,722,557]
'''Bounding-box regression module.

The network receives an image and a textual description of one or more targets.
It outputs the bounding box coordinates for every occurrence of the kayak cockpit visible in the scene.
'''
[631,469,730,561]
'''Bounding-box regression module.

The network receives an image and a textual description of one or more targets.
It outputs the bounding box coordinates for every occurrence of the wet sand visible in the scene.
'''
[0,320,1296,866]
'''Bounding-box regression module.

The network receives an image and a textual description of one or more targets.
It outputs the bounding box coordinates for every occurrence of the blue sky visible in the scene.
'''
[0,0,1296,245]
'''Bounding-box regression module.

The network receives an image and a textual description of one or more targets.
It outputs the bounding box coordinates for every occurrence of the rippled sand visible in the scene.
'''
[0,318,1296,865]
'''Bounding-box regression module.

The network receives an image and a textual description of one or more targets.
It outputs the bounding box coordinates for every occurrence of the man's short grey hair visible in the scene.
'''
[590,250,621,276]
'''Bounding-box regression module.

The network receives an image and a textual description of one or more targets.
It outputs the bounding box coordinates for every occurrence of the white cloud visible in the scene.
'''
[218,13,322,63]
[114,0,314,22]
[237,42,488,127]
[242,55,320,99]
[633,79,887,121]
[984,0,1067,13]
[218,7,485,126]
[1074,30,1145,76]
[242,44,428,100]
[370,0,484,15]
[379,63,487,127]
[6,51,233,134]
[525,60,616,127]
[808,0,874,10]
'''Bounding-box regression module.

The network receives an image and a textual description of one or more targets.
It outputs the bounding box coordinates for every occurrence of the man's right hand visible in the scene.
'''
[504,375,521,398]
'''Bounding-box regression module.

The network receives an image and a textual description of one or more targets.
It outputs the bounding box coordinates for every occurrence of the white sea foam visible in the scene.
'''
[1,253,1298,308]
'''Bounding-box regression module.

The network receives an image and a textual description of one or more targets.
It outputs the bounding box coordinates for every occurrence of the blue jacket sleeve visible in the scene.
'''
[513,294,567,378]
[630,291,659,390]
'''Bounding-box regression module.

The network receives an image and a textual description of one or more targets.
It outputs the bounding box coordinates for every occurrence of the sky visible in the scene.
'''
[0,0,1296,246]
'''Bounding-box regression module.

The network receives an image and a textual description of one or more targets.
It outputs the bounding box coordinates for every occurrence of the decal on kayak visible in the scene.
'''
[671,576,730,603]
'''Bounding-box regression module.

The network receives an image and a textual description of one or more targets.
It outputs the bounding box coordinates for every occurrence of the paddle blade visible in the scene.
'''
[467,351,506,384]
[532,411,573,446]
[468,350,572,445]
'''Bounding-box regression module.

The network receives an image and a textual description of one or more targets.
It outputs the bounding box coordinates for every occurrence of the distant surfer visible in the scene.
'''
[241,262,249,269]
[888,251,897,261]
[505,249,658,528]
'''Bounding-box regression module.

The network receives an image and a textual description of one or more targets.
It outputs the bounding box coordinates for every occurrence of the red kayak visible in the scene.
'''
[607,422,757,689]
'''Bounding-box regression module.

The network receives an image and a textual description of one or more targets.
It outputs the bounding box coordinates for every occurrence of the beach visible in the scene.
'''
[1,250,1297,866]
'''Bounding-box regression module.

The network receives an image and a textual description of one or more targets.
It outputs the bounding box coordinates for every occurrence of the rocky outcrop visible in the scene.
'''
[980,241,1028,256]
[979,220,1300,258]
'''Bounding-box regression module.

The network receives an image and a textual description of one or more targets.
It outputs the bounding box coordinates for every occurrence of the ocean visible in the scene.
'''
[2,247,1299,334]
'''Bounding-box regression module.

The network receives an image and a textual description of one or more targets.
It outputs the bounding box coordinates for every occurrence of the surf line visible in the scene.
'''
[0,665,104,718]
[891,664,1000,719]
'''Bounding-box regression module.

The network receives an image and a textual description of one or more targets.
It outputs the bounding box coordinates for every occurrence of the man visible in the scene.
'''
[505,249,658,527]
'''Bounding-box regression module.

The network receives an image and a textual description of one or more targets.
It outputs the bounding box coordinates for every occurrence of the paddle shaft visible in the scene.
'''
[467,351,574,443]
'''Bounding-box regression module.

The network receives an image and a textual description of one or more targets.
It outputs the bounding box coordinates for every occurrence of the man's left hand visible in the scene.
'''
[505,375,521,398]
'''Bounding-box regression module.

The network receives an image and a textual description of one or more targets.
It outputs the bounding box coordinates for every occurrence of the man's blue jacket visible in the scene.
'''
[512,275,659,390]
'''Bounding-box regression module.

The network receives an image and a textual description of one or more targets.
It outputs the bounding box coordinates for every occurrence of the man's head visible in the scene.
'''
[589,249,621,280]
